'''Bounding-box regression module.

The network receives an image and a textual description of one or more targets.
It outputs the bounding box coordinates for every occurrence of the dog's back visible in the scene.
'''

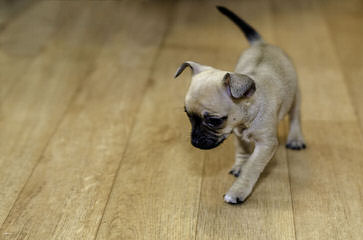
[218,6,298,120]
[238,43,297,119]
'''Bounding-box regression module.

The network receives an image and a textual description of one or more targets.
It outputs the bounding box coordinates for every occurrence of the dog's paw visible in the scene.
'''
[228,167,241,177]
[223,194,244,205]
[223,186,252,205]
[286,139,306,150]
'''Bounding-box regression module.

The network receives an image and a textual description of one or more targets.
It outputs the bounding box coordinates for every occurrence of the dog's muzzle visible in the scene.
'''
[191,133,226,150]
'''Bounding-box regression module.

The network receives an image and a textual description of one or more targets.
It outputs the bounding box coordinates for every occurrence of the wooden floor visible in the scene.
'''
[0,0,362,239]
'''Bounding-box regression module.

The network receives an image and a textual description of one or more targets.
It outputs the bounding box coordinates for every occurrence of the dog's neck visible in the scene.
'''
[234,93,260,134]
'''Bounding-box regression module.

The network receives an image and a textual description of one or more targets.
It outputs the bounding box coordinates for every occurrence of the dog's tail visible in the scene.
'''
[216,6,262,44]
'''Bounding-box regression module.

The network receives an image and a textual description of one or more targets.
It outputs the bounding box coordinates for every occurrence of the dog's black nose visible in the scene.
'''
[191,138,200,146]
[191,136,220,150]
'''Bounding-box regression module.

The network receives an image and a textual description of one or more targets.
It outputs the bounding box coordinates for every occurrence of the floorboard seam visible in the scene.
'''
[269,1,299,238]
[0,52,100,230]
[0,1,79,103]
[92,1,178,239]
[317,2,363,139]
[286,148,298,240]
[193,152,206,240]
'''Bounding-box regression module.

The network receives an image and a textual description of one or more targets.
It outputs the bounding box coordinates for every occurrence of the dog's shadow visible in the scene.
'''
[201,138,235,177]
[188,137,279,180]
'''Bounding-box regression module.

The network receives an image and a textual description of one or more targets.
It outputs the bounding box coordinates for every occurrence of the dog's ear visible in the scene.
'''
[174,61,211,78]
[223,73,256,99]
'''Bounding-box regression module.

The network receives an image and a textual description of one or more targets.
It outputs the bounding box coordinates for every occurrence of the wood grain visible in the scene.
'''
[0,0,362,239]
[0,1,171,239]
[1,2,172,239]
[0,0,35,31]
[272,0,363,239]
[0,1,105,226]
[0,1,70,100]
[321,0,363,129]
[95,1,206,238]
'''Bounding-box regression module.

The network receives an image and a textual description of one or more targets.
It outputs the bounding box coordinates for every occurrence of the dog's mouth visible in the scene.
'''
[191,135,226,150]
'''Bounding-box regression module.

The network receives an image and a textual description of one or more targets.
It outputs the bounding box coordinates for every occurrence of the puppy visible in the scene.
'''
[174,6,306,204]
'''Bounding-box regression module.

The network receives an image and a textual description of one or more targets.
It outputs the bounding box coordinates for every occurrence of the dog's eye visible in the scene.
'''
[205,117,226,128]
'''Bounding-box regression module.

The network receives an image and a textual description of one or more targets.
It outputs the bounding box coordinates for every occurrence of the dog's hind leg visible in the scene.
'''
[229,136,254,177]
[286,88,306,150]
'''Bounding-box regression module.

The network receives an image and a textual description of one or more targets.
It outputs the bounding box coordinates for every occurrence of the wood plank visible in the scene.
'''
[0,1,104,226]
[96,1,295,239]
[0,1,171,239]
[0,1,72,100]
[271,0,356,123]
[286,122,363,240]
[197,130,295,240]
[320,0,363,129]
[95,48,206,240]
[271,0,363,239]
[0,0,126,229]
[95,1,219,238]
[95,2,204,238]
[0,0,35,31]
[1,0,361,239]
[193,1,296,239]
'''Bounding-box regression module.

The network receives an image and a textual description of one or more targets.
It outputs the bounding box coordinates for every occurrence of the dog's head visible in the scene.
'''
[175,61,256,150]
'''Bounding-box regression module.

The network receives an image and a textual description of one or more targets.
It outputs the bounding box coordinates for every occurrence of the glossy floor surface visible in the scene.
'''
[0,0,362,239]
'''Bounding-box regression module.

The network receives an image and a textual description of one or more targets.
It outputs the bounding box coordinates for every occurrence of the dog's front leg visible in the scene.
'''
[229,135,254,177]
[224,137,278,204]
